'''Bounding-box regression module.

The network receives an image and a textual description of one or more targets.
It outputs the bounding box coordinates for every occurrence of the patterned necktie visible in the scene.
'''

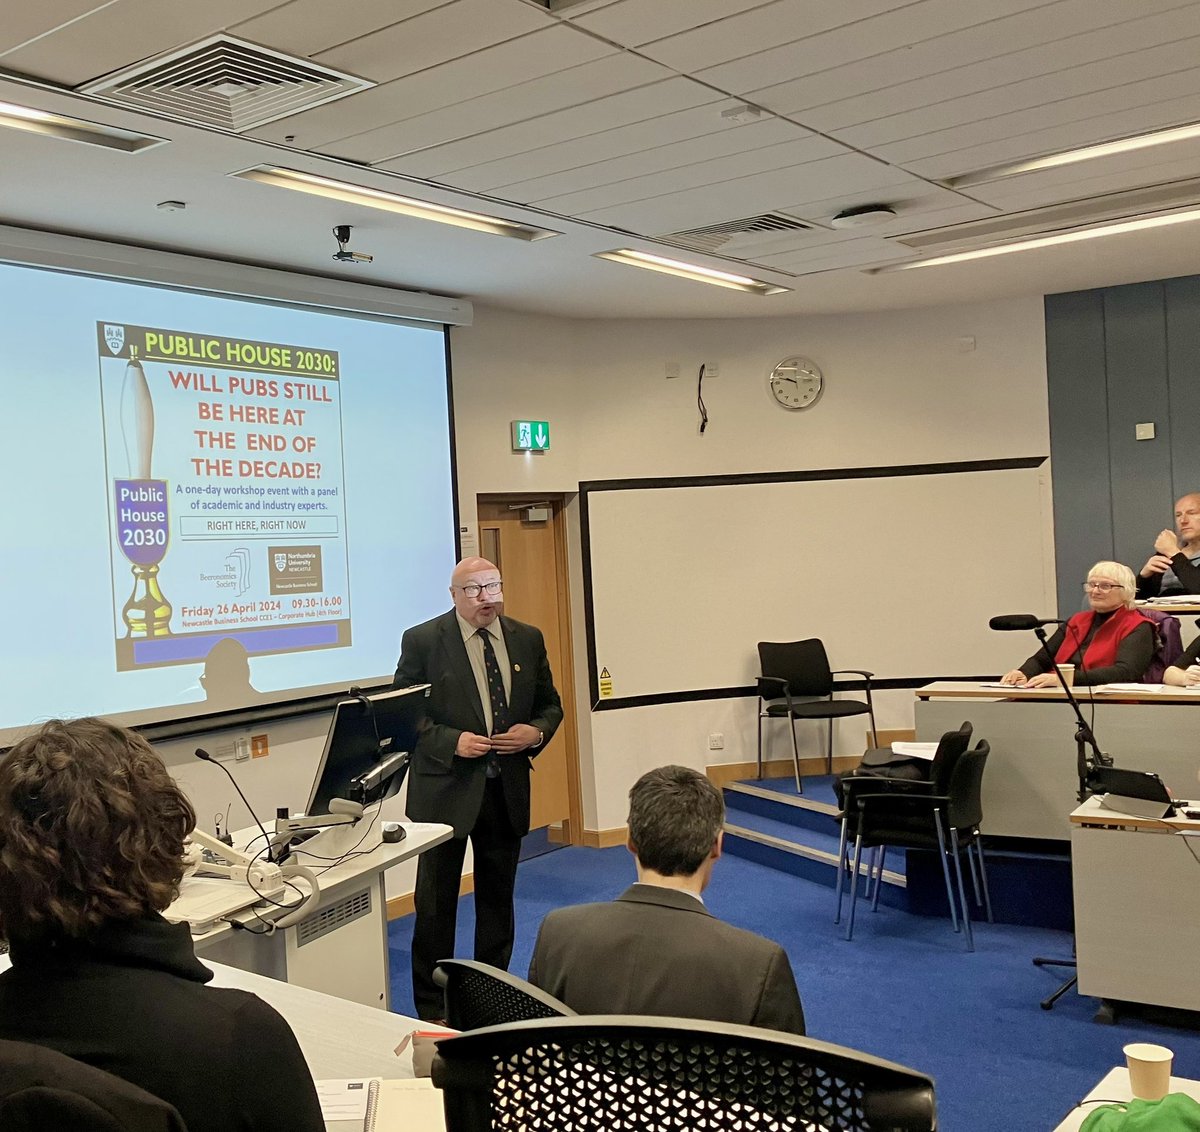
[478,628,510,777]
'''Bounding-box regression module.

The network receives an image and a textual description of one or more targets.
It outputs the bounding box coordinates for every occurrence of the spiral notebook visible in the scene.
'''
[318,1078,445,1131]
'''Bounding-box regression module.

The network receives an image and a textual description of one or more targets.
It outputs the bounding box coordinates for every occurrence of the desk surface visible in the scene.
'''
[1071,795,1200,832]
[916,681,1200,705]
[1054,1067,1200,1131]
[181,821,452,940]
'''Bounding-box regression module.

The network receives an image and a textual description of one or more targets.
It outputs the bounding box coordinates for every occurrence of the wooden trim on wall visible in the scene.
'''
[581,826,628,849]
[706,755,861,787]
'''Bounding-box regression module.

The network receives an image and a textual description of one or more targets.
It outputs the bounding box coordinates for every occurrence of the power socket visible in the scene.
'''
[708,732,725,750]
[704,362,720,377]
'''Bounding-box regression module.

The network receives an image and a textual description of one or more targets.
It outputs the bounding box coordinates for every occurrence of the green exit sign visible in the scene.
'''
[511,419,551,451]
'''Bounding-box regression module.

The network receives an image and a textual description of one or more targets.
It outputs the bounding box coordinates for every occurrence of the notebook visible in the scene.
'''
[318,1078,445,1131]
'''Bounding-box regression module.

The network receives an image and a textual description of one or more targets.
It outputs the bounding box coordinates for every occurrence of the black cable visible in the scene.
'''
[696,363,708,434]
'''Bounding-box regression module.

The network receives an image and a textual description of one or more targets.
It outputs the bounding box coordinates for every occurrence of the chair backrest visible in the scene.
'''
[758,639,833,697]
[1140,609,1183,683]
[0,1040,187,1132]
[927,721,973,794]
[434,959,576,1032]
[432,1015,936,1132]
[945,740,990,831]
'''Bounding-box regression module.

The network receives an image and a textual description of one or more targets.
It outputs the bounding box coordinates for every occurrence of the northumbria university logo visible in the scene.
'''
[273,553,288,572]
[104,324,125,355]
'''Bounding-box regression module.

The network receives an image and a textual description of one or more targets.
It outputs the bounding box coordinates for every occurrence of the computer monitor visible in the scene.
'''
[306,684,430,817]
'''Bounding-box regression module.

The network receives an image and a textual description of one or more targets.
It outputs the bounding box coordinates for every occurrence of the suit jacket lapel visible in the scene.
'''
[440,613,487,733]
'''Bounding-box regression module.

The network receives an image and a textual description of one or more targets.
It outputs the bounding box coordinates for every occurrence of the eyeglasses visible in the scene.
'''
[456,581,502,598]
[1082,581,1125,593]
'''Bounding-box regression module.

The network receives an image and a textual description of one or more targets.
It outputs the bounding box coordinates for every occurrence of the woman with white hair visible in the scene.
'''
[1000,561,1155,687]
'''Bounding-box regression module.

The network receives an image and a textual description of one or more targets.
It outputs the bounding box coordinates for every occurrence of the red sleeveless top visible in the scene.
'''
[1054,605,1152,669]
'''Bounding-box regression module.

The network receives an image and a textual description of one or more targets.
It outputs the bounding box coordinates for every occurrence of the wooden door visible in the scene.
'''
[477,497,580,839]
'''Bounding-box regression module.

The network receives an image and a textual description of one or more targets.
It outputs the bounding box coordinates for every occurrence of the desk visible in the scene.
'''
[915,684,1200,840]
[1071,797,1200,1013]
[182,821,452,1010]
[1054,1067,1200,1130]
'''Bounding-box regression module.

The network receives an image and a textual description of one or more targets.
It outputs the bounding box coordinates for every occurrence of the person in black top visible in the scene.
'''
[1137,492,1200,599]
[1163,635,1200,686]
[0,717,324,1132]
[1000,561,1155,687]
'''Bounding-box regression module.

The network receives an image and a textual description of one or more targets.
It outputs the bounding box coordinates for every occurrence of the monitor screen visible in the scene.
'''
[306,684,430,816]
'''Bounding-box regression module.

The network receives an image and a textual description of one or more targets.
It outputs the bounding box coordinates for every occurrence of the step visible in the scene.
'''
[723,804,907,909]
[724,781,841,839]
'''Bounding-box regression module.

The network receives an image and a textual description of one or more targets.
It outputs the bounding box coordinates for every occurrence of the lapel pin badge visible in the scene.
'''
[513,663,522,672]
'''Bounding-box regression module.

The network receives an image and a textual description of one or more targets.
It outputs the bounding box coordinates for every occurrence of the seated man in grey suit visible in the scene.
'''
[528,765,805,1035]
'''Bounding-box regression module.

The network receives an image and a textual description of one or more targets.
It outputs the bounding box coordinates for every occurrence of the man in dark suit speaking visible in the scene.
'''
[394,556,562,1020]
[528,765,805,1035]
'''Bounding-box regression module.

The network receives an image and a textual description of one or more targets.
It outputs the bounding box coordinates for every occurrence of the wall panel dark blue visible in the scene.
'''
[1046,273,1200,613]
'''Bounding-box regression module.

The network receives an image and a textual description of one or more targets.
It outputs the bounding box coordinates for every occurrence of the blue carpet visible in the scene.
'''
[387,844,1200,1132]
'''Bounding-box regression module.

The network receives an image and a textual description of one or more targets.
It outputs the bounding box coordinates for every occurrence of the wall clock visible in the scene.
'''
[768,356,823,410]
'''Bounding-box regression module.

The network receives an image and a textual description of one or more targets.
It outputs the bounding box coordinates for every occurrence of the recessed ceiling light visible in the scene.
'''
[593,249,790,295]
[867,207,1200,272]
[945,120,1200,188]
[230,165,560,241]
[0,100,167,153]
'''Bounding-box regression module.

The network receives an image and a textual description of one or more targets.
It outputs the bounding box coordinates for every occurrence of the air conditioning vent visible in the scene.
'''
[896,178,1200,252]
[659,213,812,254]
[78,35,374,133]
[295,888,371,946]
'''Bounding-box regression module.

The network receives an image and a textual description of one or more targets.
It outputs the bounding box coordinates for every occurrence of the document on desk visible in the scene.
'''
[890,742,939,760]
[318,1078,444,1131]
[1094,683,1200,694]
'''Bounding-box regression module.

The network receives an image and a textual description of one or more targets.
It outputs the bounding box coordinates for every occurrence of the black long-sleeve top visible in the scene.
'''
[1136,551,1200,598]
[1018,611,1155,685]
[0,915,324,1132]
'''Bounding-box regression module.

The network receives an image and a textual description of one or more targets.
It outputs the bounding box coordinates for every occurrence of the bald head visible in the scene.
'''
[450,557,503,629]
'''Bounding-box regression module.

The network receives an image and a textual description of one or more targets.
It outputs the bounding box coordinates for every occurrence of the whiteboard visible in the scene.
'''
[586,465,1051,701]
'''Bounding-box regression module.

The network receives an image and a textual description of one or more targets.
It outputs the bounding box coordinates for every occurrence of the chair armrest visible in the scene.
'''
[841,775,936,797]
[831,669,874,679]
[756,676,789,695]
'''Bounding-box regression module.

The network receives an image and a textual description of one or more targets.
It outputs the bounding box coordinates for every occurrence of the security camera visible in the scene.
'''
[331,224,373,264]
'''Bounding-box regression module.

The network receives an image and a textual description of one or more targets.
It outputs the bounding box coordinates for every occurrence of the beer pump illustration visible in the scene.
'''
[115,347,172,636]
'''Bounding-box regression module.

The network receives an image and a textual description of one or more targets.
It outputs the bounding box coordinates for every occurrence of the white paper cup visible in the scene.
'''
[1056,663,1076,687]
[1125,1042,1173,1101]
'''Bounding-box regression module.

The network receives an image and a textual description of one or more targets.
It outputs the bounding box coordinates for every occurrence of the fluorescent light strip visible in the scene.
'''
[594,249,790,295]
[232,165,560,241]
[947,121,1200,188]
[0,100,166,153]
[870,207,1200,273]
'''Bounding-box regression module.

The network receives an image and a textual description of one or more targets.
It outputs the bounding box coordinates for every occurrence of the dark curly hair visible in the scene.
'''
[0,717,196,943]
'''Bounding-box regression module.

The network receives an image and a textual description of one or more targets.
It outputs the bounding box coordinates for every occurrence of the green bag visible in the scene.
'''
[1080,1094,1200,1131]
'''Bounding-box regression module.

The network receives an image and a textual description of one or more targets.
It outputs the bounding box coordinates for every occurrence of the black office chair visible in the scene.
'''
[757,638,878,792]
[834,721,973,810]
[837,740,992,951]
[0,1040,187,1132]
[432,1015,937,1132]
[433,959,576,1032]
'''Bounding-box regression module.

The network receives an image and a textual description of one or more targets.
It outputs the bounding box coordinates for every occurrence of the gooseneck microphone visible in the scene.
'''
[194,748,275,862]
[988,614,1067,631]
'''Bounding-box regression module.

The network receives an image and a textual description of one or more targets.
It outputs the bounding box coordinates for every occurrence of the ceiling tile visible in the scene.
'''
[568,0,775,46]
[699,0,1053,103]
[536,135,846,214]
[832,32,1200,151]
[800,3,1200,135]
[885,74,1200,174]
[640,0,936,74]
[232,0,451,58]
[313,0,554,83]
[578,151,914,234]
[0,1,106,55]
[327,52,668,164]
[495,118,807,201]
[249,26,609,148]
[446,100,767,190]
[378,77,722,177]
[0,0,281,84]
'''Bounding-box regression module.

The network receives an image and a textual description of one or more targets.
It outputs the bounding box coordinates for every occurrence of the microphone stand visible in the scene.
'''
[1026,623,1112,1011]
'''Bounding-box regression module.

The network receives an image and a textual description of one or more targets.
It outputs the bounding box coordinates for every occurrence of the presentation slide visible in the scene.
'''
[1,260,455,743]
